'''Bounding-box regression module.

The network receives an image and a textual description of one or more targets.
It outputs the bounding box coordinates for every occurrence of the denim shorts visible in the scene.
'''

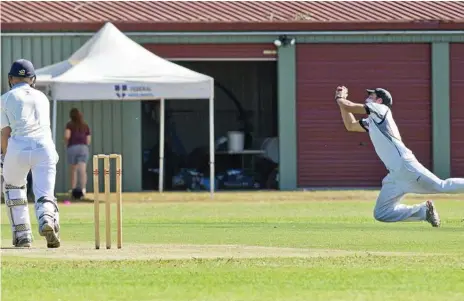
[66,144,89,165]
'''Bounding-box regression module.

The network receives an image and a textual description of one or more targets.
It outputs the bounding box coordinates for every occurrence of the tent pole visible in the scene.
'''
[209,84,215,199]
[52,97,58,144]
[159,98,165,193]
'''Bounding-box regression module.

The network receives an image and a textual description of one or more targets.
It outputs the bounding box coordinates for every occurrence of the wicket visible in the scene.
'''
[93,154,123,249]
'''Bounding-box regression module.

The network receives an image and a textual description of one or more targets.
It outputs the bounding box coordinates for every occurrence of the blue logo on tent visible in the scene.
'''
[114,84,127,99]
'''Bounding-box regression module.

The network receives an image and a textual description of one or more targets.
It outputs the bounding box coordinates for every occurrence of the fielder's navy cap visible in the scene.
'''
[366,88,393,107]
[8,59,35,78]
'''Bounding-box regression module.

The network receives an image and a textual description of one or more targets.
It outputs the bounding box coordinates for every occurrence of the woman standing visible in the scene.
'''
[64,108,91,197]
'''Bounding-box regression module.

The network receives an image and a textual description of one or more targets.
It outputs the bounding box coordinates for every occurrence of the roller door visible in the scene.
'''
[297,43,431,187]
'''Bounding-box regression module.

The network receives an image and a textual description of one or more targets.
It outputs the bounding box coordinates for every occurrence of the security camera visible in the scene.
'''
[274,35,295,47]
[274,39,282,47]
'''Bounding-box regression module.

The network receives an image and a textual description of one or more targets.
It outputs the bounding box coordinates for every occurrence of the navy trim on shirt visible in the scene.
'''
[359,119,369,132]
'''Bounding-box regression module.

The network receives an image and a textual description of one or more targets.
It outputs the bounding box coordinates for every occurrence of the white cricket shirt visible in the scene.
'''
[359,102,414,172]
[1,82,53,142]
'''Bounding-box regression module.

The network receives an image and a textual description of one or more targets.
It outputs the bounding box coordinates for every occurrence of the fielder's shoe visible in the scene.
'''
[14,233,33,248]
[39,218,61,248]
[425,200,441,227]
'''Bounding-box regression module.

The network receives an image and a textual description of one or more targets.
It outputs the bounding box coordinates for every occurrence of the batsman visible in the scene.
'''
[1,59,61,248]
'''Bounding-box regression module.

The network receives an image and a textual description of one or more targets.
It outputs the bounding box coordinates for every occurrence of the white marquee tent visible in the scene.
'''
[34,22,216,196]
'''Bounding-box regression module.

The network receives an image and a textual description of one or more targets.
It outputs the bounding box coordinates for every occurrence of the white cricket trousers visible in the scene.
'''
[374,158,464,222]
[3,136,59,201]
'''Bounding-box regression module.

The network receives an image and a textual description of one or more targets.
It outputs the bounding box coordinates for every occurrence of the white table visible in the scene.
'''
[216,149,266,171]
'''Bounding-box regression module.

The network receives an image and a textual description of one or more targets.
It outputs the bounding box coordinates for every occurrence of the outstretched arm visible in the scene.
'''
[337,103,367,132]
[334,86,368,132]
[336,98,368,115]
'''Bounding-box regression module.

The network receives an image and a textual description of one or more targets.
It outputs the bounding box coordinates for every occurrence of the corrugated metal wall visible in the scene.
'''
[1,36,142,193]
[296,43,432,187]
[450,43,464,177]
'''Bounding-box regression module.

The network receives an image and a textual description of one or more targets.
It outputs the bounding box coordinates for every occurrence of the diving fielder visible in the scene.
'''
[1,59,60,248]
[335,86,464,227]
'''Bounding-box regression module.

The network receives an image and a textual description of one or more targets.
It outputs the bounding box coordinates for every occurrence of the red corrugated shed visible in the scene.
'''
[1,1,463,32]
[296,43,432,187]
[450,43,464,177]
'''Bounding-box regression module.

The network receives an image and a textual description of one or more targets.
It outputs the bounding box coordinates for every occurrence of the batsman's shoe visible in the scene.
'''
[425,200,440,227]
[14,233,33,248]
[39,218,61,248]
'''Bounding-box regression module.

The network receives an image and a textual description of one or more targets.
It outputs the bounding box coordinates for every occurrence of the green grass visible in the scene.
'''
[1,191,464,301]
[3,256,464,301]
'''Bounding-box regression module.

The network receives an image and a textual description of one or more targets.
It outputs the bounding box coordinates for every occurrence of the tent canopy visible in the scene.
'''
[34,22,216,196]
[35,22,213,101]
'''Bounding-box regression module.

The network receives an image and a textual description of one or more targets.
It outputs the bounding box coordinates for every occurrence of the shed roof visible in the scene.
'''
[2,1,464,32]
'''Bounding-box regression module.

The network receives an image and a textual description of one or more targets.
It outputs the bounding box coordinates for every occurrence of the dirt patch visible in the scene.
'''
[0,241,442,261]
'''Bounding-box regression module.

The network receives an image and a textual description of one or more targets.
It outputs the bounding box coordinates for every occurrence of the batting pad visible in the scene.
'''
[4,185,32,244]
